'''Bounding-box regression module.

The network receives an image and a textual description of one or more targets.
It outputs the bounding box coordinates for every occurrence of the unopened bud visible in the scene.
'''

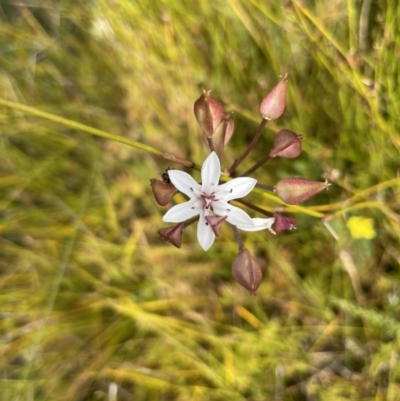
[260,73,288,120]
[158,223,185,248]
[231,247,262,295]
[274,212,297,232]
[274,178,331,205]
[270,129,302,158]
[211,113,235,157]
[150,179,178,206]
[194,90,224,137]
[205,215,227,236]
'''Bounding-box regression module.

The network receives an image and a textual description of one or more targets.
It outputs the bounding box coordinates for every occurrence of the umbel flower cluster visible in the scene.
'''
[151,74,330,294]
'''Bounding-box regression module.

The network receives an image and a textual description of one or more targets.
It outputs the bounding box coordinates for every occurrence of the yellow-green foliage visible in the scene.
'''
[0,1,399,400]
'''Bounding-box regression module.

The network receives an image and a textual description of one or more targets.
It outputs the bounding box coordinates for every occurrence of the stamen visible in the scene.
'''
[230,189,233,193]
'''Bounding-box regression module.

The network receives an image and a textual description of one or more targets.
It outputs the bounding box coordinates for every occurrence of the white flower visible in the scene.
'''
[163,152,275,251]
[236,218,276,234]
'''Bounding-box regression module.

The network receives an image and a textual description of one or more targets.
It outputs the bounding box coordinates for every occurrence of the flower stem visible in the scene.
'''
[235,199,273,217]
[231,225,244,251]
[255,183,274,191]
[227,118,268,175]
[240,155,271,177]
[183,216,199,228]
[206,136,215,152]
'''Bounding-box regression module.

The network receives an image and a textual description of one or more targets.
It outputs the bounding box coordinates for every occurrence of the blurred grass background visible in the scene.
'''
[0,0,399,400]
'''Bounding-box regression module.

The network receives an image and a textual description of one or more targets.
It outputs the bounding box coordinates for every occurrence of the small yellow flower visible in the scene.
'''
[346,216,376,240]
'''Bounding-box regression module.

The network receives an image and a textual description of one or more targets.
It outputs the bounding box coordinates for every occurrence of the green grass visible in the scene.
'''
[0,0,399,400]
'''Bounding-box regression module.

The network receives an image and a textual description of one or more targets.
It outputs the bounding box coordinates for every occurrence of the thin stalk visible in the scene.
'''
[183,216,199,228]
[228,118,268,175]
[206,136,215,152]
[0,98,199,170]
[240,155,270,176]
[235,199,273,217]
[255,183,274,191]
[231,224,244,250]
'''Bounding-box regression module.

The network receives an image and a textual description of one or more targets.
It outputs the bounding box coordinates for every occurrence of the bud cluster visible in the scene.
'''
[151,74,331,294]
[194,89,235,158]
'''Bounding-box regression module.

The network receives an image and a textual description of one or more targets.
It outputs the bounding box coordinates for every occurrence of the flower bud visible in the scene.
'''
[269,129,302,158]
[205,215,227,236]
[194,90,224,137]
[274,178,331,205]
[274,212,297,232]
[158,223,185,248]
[210,113,235,157]
[150,179,178,206]
[231,247,262,295]
[260,73,288,120]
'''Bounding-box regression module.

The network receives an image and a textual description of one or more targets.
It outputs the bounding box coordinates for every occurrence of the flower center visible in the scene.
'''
[201,193,215,209]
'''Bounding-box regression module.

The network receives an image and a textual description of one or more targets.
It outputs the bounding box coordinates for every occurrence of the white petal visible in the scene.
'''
[201,152,221,193]
[168,170,201,198]
[236,217,276,232]
[212,200,253,226]
[214,177,257,201]
[197,210,215,251]
[163,198,200,222]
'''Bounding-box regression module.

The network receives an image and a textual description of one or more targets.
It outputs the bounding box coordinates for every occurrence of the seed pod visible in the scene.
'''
[260,73,288,120]
[274,178,331,205]
[205,215,227,236]
[158,223,185,248]
[150,179,178,206]
[211,113,235,157]
[194,90,224,137]
[231,247,262,295]
[270,129,302,158]
[273,212,297,232]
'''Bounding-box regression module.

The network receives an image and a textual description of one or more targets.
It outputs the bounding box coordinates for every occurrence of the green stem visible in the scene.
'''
[0,98,199,170]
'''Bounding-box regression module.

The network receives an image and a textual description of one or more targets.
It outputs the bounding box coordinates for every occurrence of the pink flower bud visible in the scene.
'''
[194,90,224,137]
[269,129,302,158]
[158,223,185,248]
[210,113,235,157]
[274,178,331,205]
[260,73,288,120]
[231,248,262,295]
[150,179,178,206]
[274,212,297,232]
[205,215,227,236]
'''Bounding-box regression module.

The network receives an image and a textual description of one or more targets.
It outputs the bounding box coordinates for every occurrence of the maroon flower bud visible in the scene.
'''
[150,179,178,206]
[210,113,235,157]
[205,215,227,236]
[231,247,262,295]
[194,90,224,137]
[274,178,331,205]
[274,212,297,232]
[270,129,302,158]
[260,73,288,120]
[158,223,185,248]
